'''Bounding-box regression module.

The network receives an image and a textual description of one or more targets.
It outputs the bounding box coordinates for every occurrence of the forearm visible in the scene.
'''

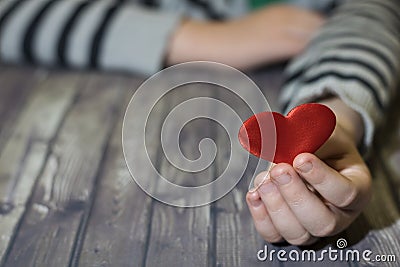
[166,6,324,69]
[165,19,267,69]
[166,20,243,67]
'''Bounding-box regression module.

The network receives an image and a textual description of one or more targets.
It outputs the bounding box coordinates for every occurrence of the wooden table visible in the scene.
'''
[0,65,399,267]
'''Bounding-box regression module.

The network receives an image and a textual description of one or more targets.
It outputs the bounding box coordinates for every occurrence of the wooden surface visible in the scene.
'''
[0,65,399,267]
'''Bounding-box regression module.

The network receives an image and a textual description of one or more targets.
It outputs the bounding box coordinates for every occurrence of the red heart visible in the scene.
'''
[238,103,336,164]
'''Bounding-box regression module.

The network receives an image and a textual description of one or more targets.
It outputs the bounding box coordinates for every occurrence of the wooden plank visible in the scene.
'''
[1,65,397,267]
[0,67,45,153]
[76,77,160,267]
[144,84,215,267]
[0,72,81,265]
[2,73,126,267]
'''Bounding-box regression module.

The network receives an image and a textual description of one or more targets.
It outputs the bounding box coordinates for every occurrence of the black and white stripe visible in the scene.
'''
[0,0,26,35]
[57,1,93,66]
[89,2,123,68]
[23,0,59,63]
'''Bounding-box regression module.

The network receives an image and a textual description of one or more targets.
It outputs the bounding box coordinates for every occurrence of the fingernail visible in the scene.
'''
[259,182,277,194]
[249,197,262,207]
[273,173,291,185]
[254,173,269,188]
[297,162,312,173]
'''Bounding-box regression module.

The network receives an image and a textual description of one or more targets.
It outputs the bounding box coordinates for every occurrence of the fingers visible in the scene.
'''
[246,191,283,243]
[293,153,364,210]
[247,153,369,244]
[257,178,316,245]
[269,163,337,238]
[249,171,270,192]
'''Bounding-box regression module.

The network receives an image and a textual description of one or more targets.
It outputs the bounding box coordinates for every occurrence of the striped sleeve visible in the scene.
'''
[279,0,400,151]
[0,0,182,75]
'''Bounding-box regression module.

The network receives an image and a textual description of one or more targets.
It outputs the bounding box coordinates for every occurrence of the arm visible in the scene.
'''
[166,5,324,69]
[0,1,323,75]
[247,0,400,245]
[0,0,181,75]
[279,0,400,152]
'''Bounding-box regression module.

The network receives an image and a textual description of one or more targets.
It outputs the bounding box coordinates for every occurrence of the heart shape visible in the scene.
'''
[238,103,336,164]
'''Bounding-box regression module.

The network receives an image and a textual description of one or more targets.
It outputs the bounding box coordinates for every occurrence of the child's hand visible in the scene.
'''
[246,98,372,245]
[167,5,325,69]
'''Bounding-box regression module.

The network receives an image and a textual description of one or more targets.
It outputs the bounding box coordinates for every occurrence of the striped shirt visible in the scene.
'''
[0,0,399,151]
[0,0,336,73]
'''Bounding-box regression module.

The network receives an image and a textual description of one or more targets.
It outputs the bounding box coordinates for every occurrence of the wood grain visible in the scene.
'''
[0,72,81,265]
[0,67,44,154]
[77,77,164,267]
[2,73,125,266]
[0,66,399,267]
[144,84,215,267]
